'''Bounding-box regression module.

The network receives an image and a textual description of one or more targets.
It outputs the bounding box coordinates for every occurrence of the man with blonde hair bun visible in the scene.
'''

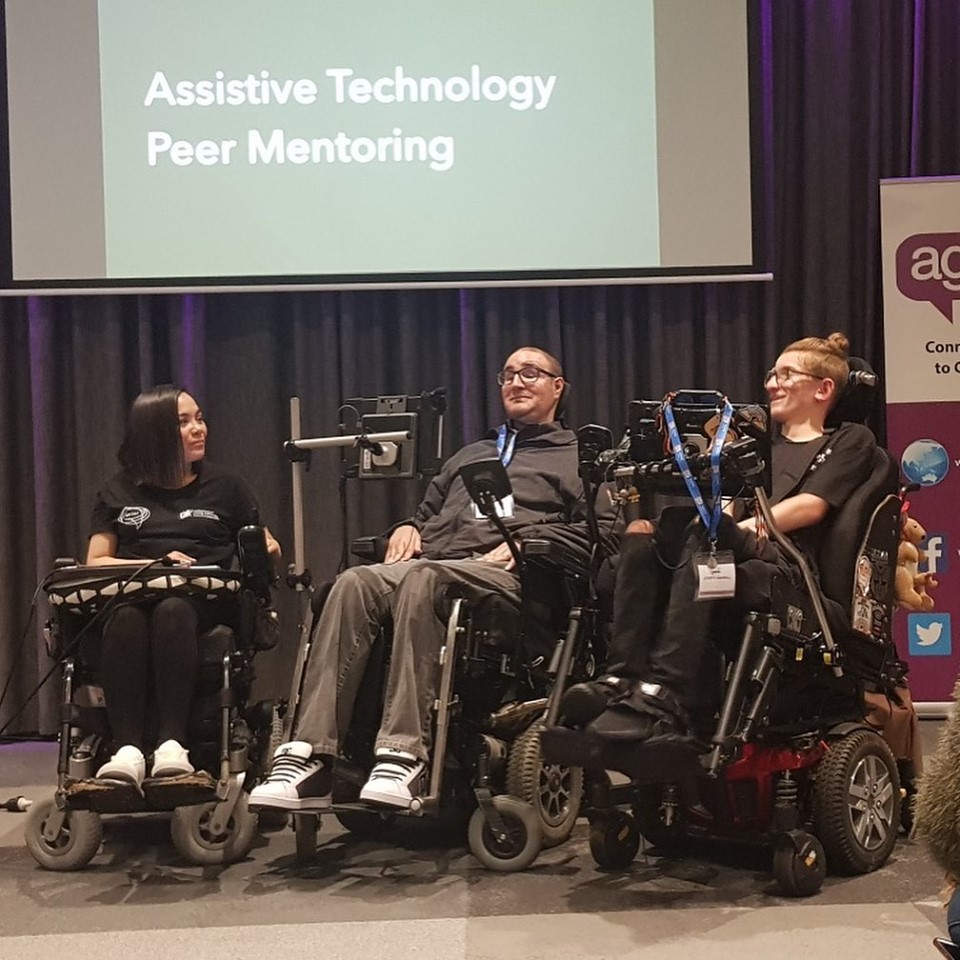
[562,332,879,743]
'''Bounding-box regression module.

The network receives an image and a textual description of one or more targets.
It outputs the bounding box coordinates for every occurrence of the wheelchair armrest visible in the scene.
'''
[521,538,587,579]
[237,525,275,601]
[351,536,387,562]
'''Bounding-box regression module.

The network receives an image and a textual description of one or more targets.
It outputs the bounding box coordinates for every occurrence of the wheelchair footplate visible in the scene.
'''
[539,726,705,784]
[64,771,218,813]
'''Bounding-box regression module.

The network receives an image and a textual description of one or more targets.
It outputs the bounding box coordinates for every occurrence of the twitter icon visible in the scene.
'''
[908,613,952,657]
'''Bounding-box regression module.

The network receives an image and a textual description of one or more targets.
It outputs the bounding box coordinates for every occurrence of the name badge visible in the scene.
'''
[694,550,736,601]
[473,493,515,520]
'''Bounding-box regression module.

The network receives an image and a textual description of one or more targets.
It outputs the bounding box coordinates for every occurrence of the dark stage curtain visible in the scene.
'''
[2,0,959,734]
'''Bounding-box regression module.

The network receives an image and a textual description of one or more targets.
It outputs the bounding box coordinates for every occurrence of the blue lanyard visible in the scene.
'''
[662,398,734,545]
[496,424,518,467]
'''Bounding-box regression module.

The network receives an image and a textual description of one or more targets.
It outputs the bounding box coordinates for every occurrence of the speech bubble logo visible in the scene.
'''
[896,232,960,323]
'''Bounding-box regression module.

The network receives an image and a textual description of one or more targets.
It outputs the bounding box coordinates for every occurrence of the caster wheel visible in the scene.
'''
[294,812,320,859]
[468,796,542,872]
[589,811,640,870]
[170,793,258,866]
[24,795,102,871]
[507,724,583,848]
[773,832,826,897]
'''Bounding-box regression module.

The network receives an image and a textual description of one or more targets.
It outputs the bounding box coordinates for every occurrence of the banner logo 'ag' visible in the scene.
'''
[896,233,960,323]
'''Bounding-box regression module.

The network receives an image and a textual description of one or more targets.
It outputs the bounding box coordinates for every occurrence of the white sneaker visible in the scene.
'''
[151,739,195,778]
[96,745,146,787]
[359,751,427,809]
[248,741,333,812]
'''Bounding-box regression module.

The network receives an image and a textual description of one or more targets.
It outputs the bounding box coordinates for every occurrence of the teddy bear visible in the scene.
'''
[895,514,938,611]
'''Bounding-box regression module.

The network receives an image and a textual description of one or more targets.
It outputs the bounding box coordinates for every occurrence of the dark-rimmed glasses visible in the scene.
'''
[763,366,824,388]
[497,365,563,386]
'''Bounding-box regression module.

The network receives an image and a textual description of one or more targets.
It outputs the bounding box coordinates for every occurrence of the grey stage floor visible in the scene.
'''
[0,730,949,960]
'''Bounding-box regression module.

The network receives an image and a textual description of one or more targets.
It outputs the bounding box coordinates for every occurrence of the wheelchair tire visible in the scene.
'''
[170,793,258,866]
[468,796,542,872]
[589,811,640,870]
[506,724,583,848]
[813,729,900,875]
[772,832,826,897]
[24,796,102,871]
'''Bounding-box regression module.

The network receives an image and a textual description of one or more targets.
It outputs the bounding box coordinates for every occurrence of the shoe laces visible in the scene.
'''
[268,753,317,783]
[370,758,421,783]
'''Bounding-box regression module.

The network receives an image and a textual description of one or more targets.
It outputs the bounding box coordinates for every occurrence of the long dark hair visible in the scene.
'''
[118,385,187,488]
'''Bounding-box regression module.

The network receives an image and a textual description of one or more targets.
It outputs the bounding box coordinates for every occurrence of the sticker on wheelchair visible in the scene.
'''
[694,550,736,600]
[472,493,515,520]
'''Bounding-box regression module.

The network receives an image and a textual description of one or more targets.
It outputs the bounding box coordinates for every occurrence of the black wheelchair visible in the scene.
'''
[24,526,281,870]
[282,465,611,873]
[540,377,907,896]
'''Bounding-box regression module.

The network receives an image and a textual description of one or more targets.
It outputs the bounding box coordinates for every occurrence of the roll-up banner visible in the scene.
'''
[880,176,960,709]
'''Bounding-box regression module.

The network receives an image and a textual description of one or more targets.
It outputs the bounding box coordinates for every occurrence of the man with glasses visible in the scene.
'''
[559,332,878,744]
[252,346,612,812]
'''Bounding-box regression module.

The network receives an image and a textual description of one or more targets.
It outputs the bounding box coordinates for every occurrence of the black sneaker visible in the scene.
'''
[559,675,633,727]
[249,741,332,811]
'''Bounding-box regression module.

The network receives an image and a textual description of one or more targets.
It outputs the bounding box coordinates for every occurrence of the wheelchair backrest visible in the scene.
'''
[817,445,899,614]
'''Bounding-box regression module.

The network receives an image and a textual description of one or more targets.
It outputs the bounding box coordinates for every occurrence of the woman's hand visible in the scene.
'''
[385,525,421,563]
[164,550,197,566]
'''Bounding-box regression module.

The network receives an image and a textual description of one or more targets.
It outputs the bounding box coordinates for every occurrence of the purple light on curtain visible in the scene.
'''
[27,295,51,576]
[458,288,479,440]
[179,293,199,395]
[909,0,926,176]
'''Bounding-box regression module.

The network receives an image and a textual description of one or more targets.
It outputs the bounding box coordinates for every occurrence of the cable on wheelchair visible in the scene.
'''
[0,559,166,739]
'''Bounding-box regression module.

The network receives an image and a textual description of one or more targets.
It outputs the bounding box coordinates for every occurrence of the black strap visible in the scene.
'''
[770,433,832,504]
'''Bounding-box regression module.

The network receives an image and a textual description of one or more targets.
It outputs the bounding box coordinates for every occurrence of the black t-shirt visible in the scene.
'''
[90,462,261,567]
[770,422,877,562]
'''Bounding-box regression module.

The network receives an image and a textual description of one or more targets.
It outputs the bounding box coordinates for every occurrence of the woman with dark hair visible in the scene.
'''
[87,386,280,786]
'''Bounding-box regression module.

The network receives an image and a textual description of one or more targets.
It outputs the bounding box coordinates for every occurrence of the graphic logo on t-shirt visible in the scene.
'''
[118,506,151,529]
[179,509,220,521]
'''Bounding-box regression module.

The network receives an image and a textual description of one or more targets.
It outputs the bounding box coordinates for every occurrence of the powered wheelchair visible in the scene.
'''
[540,373,909,896]
[24,526,281,871]
[279,458,612,873]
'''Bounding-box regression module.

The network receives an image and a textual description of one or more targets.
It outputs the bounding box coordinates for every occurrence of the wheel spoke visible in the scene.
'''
[848,782,870,802]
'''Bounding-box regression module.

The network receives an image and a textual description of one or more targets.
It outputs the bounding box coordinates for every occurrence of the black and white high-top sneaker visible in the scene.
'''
[249,741,333,811]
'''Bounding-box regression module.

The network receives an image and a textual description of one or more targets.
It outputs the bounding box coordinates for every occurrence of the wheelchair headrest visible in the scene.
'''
[825,357,878,429]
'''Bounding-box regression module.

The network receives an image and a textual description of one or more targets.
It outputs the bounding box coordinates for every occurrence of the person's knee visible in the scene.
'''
[152,596,198,637]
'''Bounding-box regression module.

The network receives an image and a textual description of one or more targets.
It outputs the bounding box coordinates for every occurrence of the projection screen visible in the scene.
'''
[0,0,767,294]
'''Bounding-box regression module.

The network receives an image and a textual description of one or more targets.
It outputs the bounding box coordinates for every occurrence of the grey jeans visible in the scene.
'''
[294,558,521,762]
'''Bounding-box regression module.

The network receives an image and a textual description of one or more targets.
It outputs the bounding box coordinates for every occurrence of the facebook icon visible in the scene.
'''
[908,612,952,657]
[920,534,948,576]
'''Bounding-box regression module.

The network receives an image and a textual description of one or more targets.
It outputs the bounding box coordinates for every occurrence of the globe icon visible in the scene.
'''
[901,439,950,487]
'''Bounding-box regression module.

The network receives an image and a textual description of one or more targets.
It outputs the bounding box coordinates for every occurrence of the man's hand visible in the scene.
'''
[385,524,422,563]
[478,541,517,571]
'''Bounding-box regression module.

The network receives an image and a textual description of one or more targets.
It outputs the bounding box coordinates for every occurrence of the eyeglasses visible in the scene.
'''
[497,365,562,386]
[763,366,824,388]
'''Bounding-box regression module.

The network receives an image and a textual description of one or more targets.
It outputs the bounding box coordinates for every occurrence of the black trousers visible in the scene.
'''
[99,596,232,752]
[608,515,798,715]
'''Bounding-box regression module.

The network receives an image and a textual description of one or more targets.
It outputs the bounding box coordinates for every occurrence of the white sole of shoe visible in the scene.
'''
[358,786,412,809]
[248,794,332,813]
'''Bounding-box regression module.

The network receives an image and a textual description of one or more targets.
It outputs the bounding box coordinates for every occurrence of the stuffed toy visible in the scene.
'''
[895,514,938,611]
